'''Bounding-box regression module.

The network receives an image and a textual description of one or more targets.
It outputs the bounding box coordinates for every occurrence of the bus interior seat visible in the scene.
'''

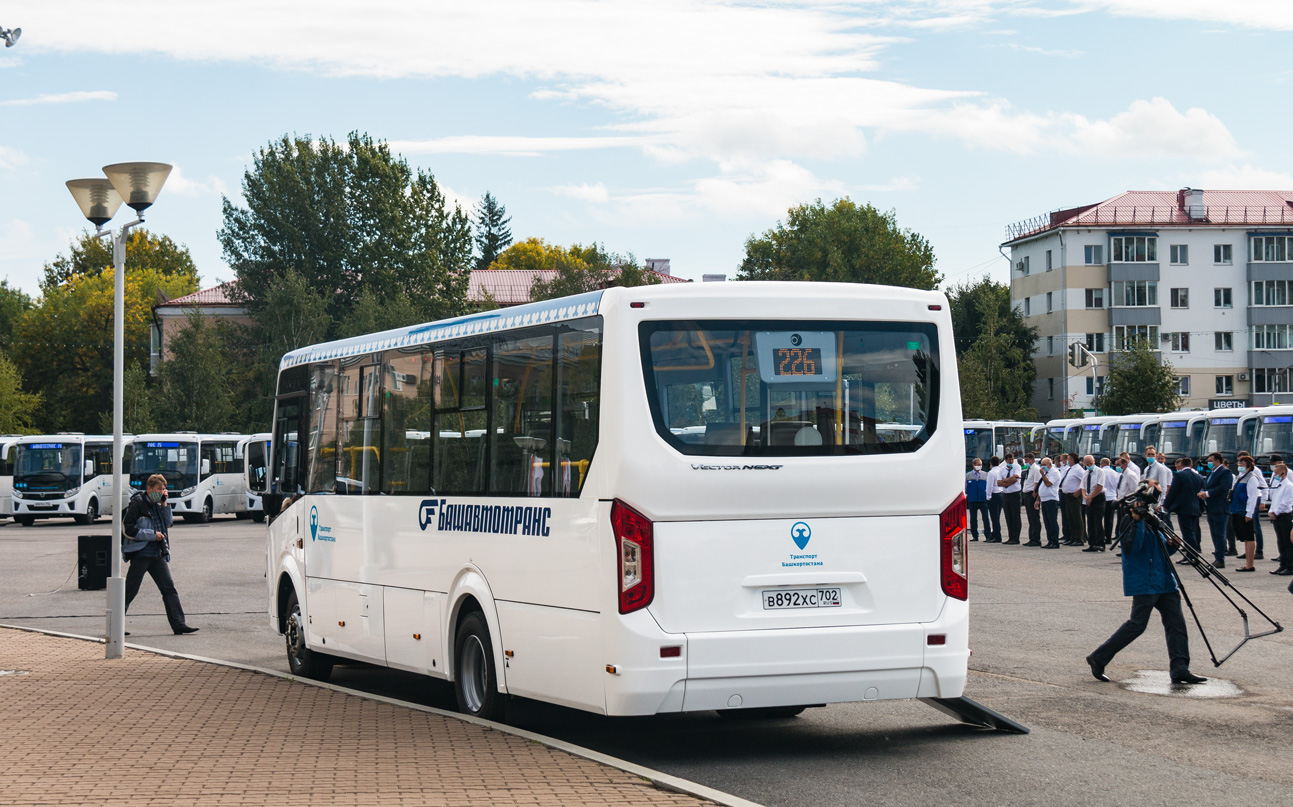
[704,422,743,446]
[793,426,823,446]
[768,421,812,446]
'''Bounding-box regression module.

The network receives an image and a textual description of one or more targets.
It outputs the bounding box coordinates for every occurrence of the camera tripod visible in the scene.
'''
[1119,510,1283,666]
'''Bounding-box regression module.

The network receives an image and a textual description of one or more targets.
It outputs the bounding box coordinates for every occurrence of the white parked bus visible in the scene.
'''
[240,432,273,522]
[130,433,248,522]
[9,434,123,526]
[1253,405,1293,472]
[1197,408,1263,469]
[265,282,969,722]
[1,436,23,520]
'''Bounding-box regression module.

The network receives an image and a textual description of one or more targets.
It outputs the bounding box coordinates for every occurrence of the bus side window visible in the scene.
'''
[307,362,340,494]
[382,349,431,495]
[555,323,601,496]
[433,347,489,495]
[338,357,381,494]
[491,330,555,497]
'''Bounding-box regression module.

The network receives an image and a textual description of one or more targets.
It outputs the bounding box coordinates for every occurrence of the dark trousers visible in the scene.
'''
[1176,514,1202,555]
[987,497,1003,542]
[1104,500,1117,544]
[1086,493,1107,546]
[1025,494,1042,543]
[1063,495,1085,544]
[124,555,187,632]
[1090,590,1191,678]
[1275,513,1293,570]
[1253,509,1264,555]
[1206,510,1230,564]
[1002,491,1022,542]
[1041,500,1060,545]
[967,500,989,539]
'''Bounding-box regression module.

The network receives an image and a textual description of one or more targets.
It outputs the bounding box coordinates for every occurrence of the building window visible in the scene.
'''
[1216,375,1234,396]
[1085,288,1105,309]
[1170,288,1189,308]
[1169,244,1189,265]
[1046,291,1053,313]
[1085,376,1105,396]
[1251,324,1292,350]
[1215,331,1233,351]
[1253,368,1291,394]
[1252,280,1291,306]
[1111,235,1157,263]
[1085,332,1105,353]
[1214,288,1232,308]
[1018,255,1030,275]
[1045,250,1053,271]
[1023,297,1031,317]
[1168,332,1190,352]
[1214,244,1232,264]
[1176,376,1191,396]
[1113,280,1158,307]
[1115,325,1159,350]
[1047,335,1054,356]
[1252,235,1293,262]
[1048,378,1054,400]
[1085,244,1104,265]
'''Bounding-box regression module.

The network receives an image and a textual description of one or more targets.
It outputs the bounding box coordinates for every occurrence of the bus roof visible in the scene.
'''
[12,434,119,445]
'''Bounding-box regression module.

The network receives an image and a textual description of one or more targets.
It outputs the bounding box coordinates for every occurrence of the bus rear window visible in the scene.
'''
[640,320,939,457]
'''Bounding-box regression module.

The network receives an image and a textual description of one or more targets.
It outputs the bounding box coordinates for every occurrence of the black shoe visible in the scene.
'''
[1214,561,1225,569]
[1236,566,1256,572]
[1082,547,1100,552]
[174,626,199,635]
[124,632,130,637]
[1227,549,1238,557]
[1172,672,1208,685]
[1004,539,1020,545]
[1255,553,1264,560]
[1025,541,1042,547]
[1086,655,1110,682]
[969,536,979,542]
[1271,568,1293,575]
[1177,559,1193,565]
[1043,543,1060,549]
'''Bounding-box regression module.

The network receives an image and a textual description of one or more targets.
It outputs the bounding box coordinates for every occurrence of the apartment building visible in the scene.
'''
[1004,189,1293,419]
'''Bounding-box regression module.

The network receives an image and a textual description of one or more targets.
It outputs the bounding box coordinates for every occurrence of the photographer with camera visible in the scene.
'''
[1086,479,1207,685]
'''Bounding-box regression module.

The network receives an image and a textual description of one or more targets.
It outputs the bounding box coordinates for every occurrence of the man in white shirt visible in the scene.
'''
[998,453,1024,544]
[1100,458,1119,546]
[1143,446,1173,527]
[1037,457,1062,548]
[1268,461,1292,574]
[1081,455,1107,551]
[1023,453,1043,546]
[1059,453,1086,547]
[984,456,1003,543]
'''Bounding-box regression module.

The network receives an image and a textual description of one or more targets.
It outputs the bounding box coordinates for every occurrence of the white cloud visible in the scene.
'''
[162,164,229,197]
[0,145,28,170]
[0,90,116,107]
[1190,164,1293,190]
[859,176,919,192]
[550,183,611,204]
[1079,1,1293,30]
[993,42,1084,57]
[390,135,650,158]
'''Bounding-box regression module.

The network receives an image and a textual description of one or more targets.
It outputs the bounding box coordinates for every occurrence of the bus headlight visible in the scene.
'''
[64,487,79,498]
[181,487,196,496]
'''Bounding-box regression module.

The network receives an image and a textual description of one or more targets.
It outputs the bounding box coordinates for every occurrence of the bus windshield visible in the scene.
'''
[1255,415,1293,465]
[13,443,82,493]
[642,320,939,457]
[1075,424,1107,458]
[132,441,199,491]
[1114,423,1146,459]
[1156,419,1192,462]
[1206,418,1243,456]
[964,428,993,465]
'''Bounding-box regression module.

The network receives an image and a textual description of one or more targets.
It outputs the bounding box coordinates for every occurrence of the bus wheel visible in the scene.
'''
[75,499,98,526]
[284,591,333,681]
[454,612,505,721]
[194,498,213,524]
[252,513,266,524]
[15,516,34,527]
[717,706,809,720]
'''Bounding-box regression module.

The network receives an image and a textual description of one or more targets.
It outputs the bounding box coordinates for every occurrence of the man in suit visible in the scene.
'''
[1198,452,1234,568]
[1164,457,1204,561]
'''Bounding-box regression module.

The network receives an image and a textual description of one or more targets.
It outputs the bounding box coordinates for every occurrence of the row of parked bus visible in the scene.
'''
[0,432,272,526]
[964,404,1293,473]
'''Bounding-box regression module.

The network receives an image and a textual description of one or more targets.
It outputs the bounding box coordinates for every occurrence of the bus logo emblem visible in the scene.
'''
[418,499,439,531]
[791,522,811,550]
[309,506,319,542]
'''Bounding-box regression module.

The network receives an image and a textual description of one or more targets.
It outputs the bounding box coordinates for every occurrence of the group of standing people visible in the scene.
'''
[965,449,1293,573]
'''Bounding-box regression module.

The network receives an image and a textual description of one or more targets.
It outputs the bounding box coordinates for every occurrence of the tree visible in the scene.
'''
[41,229,197,291]
[97,362,157,434]
[737,198,940,289]
[474,192,512,271]
[0,279,32,356]
[487,238,661,302]
[946,276,1038,419]
[1098,339,1182,416]
[0,354,42,433]
[158,312,237,432]
[219,132,474,337]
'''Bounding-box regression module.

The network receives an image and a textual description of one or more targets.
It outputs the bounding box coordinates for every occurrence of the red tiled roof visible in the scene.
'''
[158,281,240,308]
[470,268,688,306]
[1005,189,1293,243]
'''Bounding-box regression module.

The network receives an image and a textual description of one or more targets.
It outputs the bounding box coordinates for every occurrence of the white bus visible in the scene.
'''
[130,433,248,522]
[240,432,273,522]
[265,282,969,722]
[1,436,23,520]
[9,434,123,526]
[1253,405,1293,472]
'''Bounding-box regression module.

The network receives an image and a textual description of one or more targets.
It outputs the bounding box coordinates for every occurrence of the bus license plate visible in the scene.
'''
[762,588,842,610]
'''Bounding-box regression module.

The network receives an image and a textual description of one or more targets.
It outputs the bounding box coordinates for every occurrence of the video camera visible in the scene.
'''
[1118,480,1161,519]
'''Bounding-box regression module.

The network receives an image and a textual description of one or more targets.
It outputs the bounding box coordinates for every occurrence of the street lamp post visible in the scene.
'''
[66,162,171,659]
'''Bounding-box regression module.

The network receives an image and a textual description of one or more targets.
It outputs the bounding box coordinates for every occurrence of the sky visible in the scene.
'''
[1,1,1291,298]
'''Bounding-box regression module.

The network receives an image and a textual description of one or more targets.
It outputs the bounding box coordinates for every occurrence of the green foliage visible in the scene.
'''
[42,230,197,291]
[736,199,940,289]
[0,279,32,354]
[948,276,1038,420]
[474,191,512,271]
[219,132,474,337]
[491,238,661,302]
[0,354,42,433]
[1098,339,1182,416]
[97,362,157,434]
[158,312,237,432]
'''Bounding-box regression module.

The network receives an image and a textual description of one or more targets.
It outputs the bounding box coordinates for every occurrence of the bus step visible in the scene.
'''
[919,696,1030,734]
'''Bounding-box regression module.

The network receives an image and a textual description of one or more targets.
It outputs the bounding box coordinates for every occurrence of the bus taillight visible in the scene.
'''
[940,493,968,601]
[612,499,654,614]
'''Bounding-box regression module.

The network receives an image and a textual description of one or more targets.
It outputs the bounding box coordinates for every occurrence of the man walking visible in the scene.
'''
[1038,457,1062,549]
[123,474,199,636]
[1023,453,1043,546]
[1060,453,1086,546]
[999,453,1023,545]
[1163,457,1204,560]
[1198,453,1234,568]
[965,458,990,542]
[1086,482,1208,686]
[1081,455,1107,552]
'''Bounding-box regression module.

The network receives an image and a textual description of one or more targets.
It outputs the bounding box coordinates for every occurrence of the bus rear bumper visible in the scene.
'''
[603,600,968,716]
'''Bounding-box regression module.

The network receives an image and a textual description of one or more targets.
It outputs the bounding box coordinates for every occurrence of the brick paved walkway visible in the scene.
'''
[0,628,711,806]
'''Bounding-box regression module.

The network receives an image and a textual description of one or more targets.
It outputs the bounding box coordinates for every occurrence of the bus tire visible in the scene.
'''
[454,612,505,721]
[193,498,213,524]
[284,590,333,681]
[252,513,266,523]
[15,516,34,527]
[717,706,809,720]
[75,499,98,526]
[235,511,250,520]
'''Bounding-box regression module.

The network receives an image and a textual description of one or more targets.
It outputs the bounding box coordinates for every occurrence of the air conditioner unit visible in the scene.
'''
[1238,372,1250,381]
[1016,261,1026,274]
[1160,332,1172,341]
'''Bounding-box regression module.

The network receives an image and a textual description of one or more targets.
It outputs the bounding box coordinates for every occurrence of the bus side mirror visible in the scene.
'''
[995,444,1004,456]
[84,459,95,477]
[201,459,211,475]
[1263,438,1274,453]
[264,493,283,518]
[1207,439,1217,453]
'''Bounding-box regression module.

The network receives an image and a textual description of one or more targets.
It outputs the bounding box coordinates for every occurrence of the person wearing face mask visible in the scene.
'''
[984,455,1004,543]
[1230,455,1263,572]
[1236,451,1268,560]
[1100,458,1119,545]
[1037,456,1062,548]
[998,452,1024,545]
[1267,463,1293,576]
[1142,446,1172,527]
[1198,453,1234,569]
[965,458,990,542]
[1023,452,1043,546]
[1163,457,1204,561]
[1059,453,1086,547]
[122,474,198,636]
[1081,455,1106,552]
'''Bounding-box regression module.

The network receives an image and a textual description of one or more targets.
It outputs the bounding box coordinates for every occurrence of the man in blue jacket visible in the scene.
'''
[1086,481,1206,685]
[1163,457,1204,561]
[1198,452,1235,568]
[965,458,990,542]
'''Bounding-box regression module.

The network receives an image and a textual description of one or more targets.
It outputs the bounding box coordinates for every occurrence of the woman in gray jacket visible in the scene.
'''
[123,474,198,635]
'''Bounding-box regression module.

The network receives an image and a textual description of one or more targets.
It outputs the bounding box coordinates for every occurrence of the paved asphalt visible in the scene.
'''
[3,516,1292,807]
